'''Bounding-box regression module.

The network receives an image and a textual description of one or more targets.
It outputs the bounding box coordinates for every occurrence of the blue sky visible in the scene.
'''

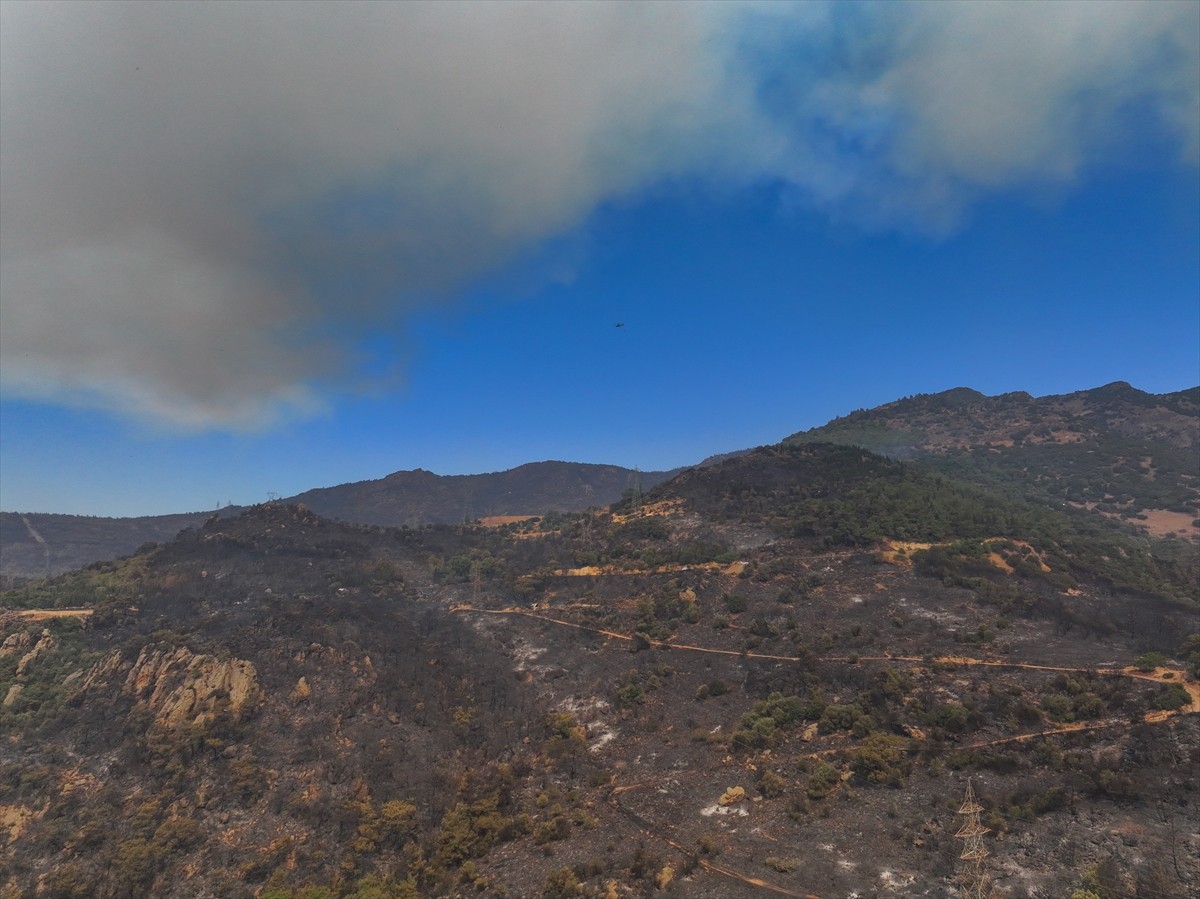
[2,2,1198,517]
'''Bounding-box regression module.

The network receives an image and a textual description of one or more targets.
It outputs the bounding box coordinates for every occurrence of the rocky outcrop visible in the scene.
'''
[0,631,34,658]
[718,786,746,806]
[76,648,125,690]
[78,645,259,730]
[13,629,55,677]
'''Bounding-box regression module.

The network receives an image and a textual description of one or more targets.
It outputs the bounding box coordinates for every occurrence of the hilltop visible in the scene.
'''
[788,382,1200,541]
[4,382,1194,581]
[0,462,674,581]
[288,461,678,529]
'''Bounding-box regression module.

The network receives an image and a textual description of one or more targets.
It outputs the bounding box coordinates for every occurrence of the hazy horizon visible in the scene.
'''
[3,378,1198,520]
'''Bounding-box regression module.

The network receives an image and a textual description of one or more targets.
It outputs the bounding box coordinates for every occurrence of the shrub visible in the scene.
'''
[1042,694,1075,723]
[1181,633,1200,678]
[818,704,861,734]
[806,763,841,799]
[534,816,571,845]
[436,795,508,865]
[693,678,730,702]
[848,733,909,786]
[1134,652,1166,672]
[541,868,582,899]
[1150,682,1191,711]
[758,769,787,798]
[924,702,971,733]
[732,692,823,749]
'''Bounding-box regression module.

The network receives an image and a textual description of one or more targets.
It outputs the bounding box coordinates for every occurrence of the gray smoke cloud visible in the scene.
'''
[2,1,1196,428]
[776,0,1200,228]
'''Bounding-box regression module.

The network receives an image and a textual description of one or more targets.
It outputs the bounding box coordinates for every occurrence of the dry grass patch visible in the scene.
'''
[612,500,682,524]
[1136,509,1198,540]
[13,608,94,622]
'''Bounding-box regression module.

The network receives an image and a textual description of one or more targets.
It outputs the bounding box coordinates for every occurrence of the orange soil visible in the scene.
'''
[987,552,1014,573]
[11,608,94,621]
[548,560,744,578]
[478,515,541,528]
[881,537,1048,572]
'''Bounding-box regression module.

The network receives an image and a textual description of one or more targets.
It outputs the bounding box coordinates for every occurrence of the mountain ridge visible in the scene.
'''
[790,382,1199,450]
[788,381,1200,541]
[0,460,680,580]
[287,459,682,529]
[2,381,1195,579]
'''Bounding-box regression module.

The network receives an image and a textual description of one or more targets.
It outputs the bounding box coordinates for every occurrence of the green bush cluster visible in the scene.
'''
[693,679,728,702]
[806,763,841,799]
[436,794,523,866]
[732,692,825,750]
[1150,682,1191,711]
[922,703,973,734]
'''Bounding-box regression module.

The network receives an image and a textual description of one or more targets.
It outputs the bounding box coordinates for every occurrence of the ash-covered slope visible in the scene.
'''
[3,454,1197,898]
[645,442,1197,605]
[2,505,551,898]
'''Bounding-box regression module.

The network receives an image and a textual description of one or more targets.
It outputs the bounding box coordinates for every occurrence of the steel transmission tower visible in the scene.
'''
[626,466,643,512]
[955,779,993,899]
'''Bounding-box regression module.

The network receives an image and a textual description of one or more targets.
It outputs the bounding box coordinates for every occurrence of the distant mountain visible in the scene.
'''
[3,381,1194,581]
[0,510,220,583]
[787,382,1199,540]
[288,460,677,528]
[0,461,675,579]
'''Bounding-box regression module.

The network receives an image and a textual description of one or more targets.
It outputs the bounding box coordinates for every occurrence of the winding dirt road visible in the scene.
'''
[454,602,1197,897]
[452,604,1199,715]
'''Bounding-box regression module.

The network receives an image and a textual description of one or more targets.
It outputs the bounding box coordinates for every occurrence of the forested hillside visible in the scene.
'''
[789,383,1200,542]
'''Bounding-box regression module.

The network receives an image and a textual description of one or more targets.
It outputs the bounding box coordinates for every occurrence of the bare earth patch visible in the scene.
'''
[1135,509,1198,540]
[880,541,934,566]
[987,552,1014,573]
[612,499,683,524]
[479,515,541,528]
[11,608,94,622]
[0,805,36,843]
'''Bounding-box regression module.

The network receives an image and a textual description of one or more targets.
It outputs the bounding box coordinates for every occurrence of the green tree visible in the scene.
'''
[1179,633,1200,679]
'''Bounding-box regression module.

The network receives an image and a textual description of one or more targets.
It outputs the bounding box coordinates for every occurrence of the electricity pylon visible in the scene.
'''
[955,779,992,899]
[624,466,643,512]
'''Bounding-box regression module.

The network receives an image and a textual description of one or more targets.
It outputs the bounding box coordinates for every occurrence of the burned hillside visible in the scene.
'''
[2,444,1197,898]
